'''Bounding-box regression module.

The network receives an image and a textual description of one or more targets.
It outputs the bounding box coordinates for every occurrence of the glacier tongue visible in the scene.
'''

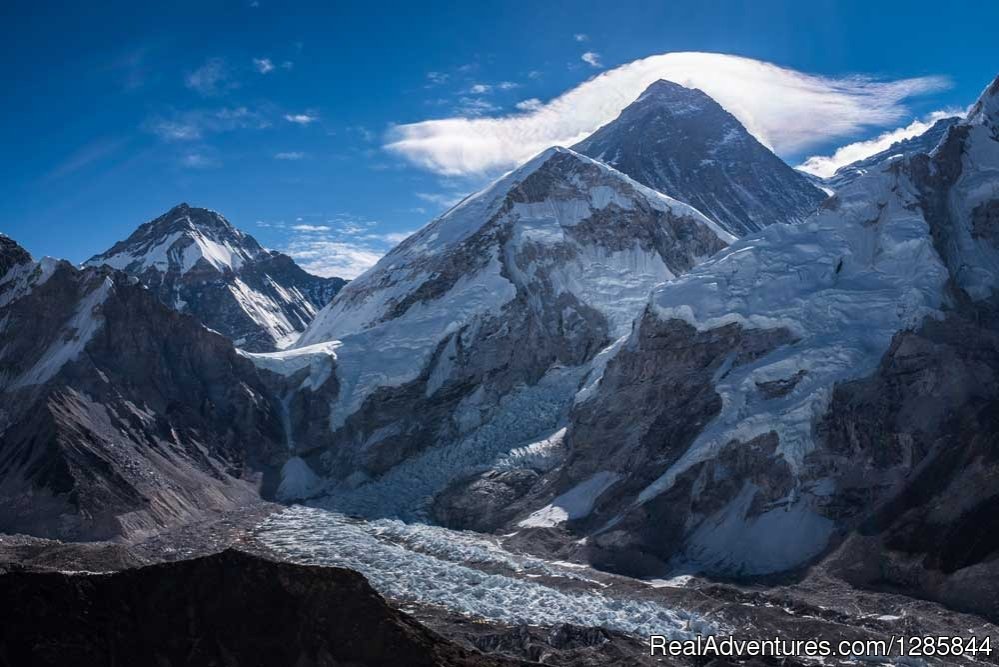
[255,505,718,639]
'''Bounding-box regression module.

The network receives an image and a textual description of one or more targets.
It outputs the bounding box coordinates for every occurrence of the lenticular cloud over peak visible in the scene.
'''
[385,51,949,176]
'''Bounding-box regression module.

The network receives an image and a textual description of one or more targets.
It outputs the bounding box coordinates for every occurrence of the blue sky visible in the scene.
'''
[2,0,998,277]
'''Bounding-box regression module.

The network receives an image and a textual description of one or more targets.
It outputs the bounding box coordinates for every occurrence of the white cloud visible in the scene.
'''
[416,191,464,208]
[581,52,602,68]
[797,110,959,178]
[284,112,319,125]
[275,151,306,160]
[426,71,449,86]
[181,153,219,169]
[516,98,543,112]
[253,58,275,74]
[185,58,234,96]
[574,33,589,42]
[385,51,949,177]
[379,231,414,244]
[150,120,201,141]
[284,239,384,279]
[276,213,413,278]
[454,97,499,116]
[498,81,519,90]
[146,106,270,141]
[291,224,330,232]
[469,83,492,94]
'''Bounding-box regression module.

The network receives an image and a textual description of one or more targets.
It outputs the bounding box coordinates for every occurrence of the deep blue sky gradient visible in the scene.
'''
[2,0,998,271]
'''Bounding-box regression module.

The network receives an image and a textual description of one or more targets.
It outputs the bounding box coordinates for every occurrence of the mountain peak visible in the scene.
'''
[969,74,999,127]
[633,79,715,110]
[0,234,33,276]
[87,204,264,276]
[573,82,825,236]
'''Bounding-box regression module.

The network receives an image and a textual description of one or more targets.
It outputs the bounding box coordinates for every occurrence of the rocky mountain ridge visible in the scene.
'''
[493,74,999,619]
[86,203,345,351]
[0,236,287,540]
[809,115,962,191]
[254,146,733,511]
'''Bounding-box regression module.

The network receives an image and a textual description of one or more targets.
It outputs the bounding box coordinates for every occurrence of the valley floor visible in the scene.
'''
[4,503,996,666]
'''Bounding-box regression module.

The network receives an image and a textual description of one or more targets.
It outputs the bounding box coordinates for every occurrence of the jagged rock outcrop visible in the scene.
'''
[508,75,999,587]
[0,548,517,667]
[574,80,827,236]
[86,203,346,351]
[0,237,287,540]
[255,147,732,512]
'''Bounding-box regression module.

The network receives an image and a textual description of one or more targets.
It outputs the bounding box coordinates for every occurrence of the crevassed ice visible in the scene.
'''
[256,506,718,639]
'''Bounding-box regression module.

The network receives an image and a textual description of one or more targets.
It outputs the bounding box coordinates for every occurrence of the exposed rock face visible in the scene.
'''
[86,203,346,351]
[574,80,827,236]
[507,75,999,584]
[816,297,999,620]
[0,548,515,667]
[0,238,287,540]
[810,116,961,191]
[261,147,731,513]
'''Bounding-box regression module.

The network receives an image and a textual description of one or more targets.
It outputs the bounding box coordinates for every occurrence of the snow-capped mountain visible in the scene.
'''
[86,203,346,352]
[252,146,733,508]
[500,75,999,612]
[0,235,287,540]
[810,116,962,191]
[574,80,828,237]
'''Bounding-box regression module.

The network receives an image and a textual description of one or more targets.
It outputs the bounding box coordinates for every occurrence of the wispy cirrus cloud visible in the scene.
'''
[425,71,449,87]
[145,106,270,141]
[180,152,220,169]
[272,213,415,279]
[515,98,543,112]
[284,239,384,278]
[581,52,602,68]
[185,58,237,96]
[253,57,275,74]
[385,51,950,177]
[284,112,319,125]
[797,110,961,178]
[275,151,306,160]
[416,191,465,209]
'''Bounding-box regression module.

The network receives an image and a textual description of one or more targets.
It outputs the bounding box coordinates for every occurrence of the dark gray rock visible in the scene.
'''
[0,548,518,667]
[0,239,287,540]
[574,80,827,236]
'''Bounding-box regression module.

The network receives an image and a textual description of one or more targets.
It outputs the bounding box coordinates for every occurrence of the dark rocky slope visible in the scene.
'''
[0,548,517,667]
[0,237,287,541]
[574,80,827,236]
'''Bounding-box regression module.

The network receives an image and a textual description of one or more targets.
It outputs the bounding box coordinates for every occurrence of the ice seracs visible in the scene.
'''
[260,146,732,518]
[86,203,346,351]
[519,73,999,578]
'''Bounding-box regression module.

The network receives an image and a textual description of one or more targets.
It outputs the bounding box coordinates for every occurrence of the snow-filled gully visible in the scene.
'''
[254,505,719,639]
